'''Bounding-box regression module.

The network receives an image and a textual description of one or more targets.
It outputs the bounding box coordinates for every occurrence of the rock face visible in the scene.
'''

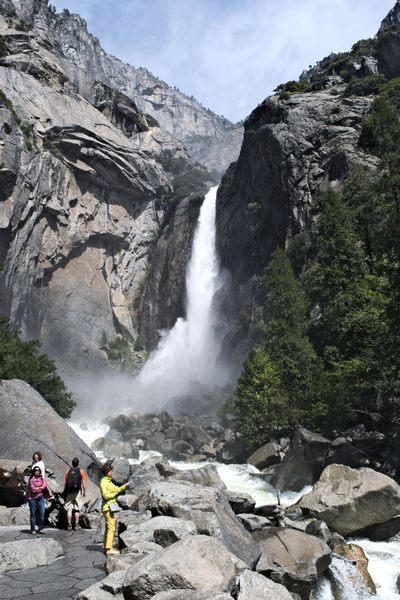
[298,464,400,535]
[0,0,241,374]
[0,379,100,494]
[216,89,379,365]
[214,6,400,366]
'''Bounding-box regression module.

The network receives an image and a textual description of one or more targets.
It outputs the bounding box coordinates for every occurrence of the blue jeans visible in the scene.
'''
[28,496,45,531]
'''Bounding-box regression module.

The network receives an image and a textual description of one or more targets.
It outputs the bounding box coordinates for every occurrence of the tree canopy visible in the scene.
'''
[0,317,75,418]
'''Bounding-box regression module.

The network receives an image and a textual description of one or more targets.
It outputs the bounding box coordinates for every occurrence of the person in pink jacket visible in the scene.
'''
[27,466,47,534]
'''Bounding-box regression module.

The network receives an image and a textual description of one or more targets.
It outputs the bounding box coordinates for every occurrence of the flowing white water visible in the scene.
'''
[133,185,230,412]
[313,538,400,599]
[67,185,231,419]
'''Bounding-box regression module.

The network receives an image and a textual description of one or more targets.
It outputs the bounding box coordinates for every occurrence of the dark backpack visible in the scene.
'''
[65,467,81,493]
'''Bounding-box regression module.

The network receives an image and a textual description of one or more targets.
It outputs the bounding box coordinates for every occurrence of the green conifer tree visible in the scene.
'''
[233,348,289,446]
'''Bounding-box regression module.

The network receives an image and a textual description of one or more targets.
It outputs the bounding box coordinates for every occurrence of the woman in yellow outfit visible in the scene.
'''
[100,463,128,555]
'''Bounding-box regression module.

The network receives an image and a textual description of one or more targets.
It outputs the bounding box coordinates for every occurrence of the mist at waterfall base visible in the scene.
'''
[68,186,233,420]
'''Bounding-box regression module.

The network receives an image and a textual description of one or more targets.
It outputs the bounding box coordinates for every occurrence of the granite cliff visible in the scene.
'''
[0,0,241,375]
[1,0,400,409]
[215,1,400,371]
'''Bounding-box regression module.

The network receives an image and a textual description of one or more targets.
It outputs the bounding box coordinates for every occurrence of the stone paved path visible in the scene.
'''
[0,526,106,599]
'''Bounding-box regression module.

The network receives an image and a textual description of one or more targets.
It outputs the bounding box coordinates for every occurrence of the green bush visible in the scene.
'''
[359,97,400,155]
[0,317,75,418]
[351,38,378,58]
[274,80,311,95]
[343,74,386,97]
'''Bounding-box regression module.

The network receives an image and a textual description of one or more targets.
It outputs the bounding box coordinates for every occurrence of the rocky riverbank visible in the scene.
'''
[2,379,400,599]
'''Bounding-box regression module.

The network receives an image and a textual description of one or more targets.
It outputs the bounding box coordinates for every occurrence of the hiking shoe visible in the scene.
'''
[74,525,81,531]
[31,531,37,535]
[67,524,72,531]
[38,530,46,535]
[105,548,120,556]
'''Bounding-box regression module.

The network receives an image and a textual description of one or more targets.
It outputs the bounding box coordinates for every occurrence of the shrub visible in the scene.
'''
[274,80,311,94]
[0,317,75,418]
[343,74,386,97]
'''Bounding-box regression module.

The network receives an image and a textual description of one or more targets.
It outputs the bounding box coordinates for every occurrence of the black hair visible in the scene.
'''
[72,457,79,467]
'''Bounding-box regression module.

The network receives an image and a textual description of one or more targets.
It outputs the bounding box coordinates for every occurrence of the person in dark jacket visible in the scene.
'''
[63,457,86,531]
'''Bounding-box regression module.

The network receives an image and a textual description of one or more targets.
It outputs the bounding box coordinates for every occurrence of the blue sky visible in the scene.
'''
[51,0,395,123]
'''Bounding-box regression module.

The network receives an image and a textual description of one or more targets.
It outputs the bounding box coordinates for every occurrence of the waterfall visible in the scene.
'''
[133,185,230,413]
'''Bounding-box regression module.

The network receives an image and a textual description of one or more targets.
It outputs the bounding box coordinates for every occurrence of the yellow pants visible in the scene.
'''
[103,510,116,551]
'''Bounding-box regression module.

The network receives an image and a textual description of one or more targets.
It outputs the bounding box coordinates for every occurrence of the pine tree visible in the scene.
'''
[306,189,388,429]
[233,348,289,445]
[261,248,320,424]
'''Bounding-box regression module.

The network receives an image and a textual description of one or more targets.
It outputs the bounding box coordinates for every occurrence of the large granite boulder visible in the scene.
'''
[0,380,101,499]
[269,428,331,492]
[147,481,261,568]
[122,535,241,600]
[247,442,282,470]
[0,537,64,572]
[77,570,126,600]
[119,515,197,549]
[298,464,400,535]
[151,593,233,600]
[254,527,331,598]
[237,569,293,600]
[0,505,29,526]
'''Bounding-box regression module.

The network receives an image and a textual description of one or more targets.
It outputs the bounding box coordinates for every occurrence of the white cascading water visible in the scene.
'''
[133,185,230,411]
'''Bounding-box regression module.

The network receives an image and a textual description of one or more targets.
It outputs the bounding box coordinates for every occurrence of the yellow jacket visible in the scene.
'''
[100,475,127,512]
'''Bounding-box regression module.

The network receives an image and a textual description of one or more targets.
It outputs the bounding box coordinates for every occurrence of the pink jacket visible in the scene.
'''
[28,475,46,500]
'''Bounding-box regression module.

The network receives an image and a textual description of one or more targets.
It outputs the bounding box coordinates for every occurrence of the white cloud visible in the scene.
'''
[51,0,395,122]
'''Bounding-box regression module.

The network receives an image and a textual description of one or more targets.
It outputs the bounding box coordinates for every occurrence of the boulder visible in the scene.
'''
[0,505,30,526]
[117,510,152,533]
[148,481,261,568]
[77,570,126,600]
[110,457,131,485]
[151,593,233,600]
[270,428,330,492]
[0,380,101,501]
[353,515,400,541]
[117,494,139,511]
[298,464,400,535]
[128,463,162,493]
[171,464,226,490]
[91,437,138,459]
[330,542,376,595]
[106,542,161,574]
[247,442,281,470]
[122,535,240,600]
[237,569,293,600]
[0,537,64,572]
[254,527,331,598]
[224,490,256,514]
[237,513,271,532]
[119,515,197,549]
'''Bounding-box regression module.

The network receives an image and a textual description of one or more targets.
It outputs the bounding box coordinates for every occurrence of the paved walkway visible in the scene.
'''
[0,526,106,599]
